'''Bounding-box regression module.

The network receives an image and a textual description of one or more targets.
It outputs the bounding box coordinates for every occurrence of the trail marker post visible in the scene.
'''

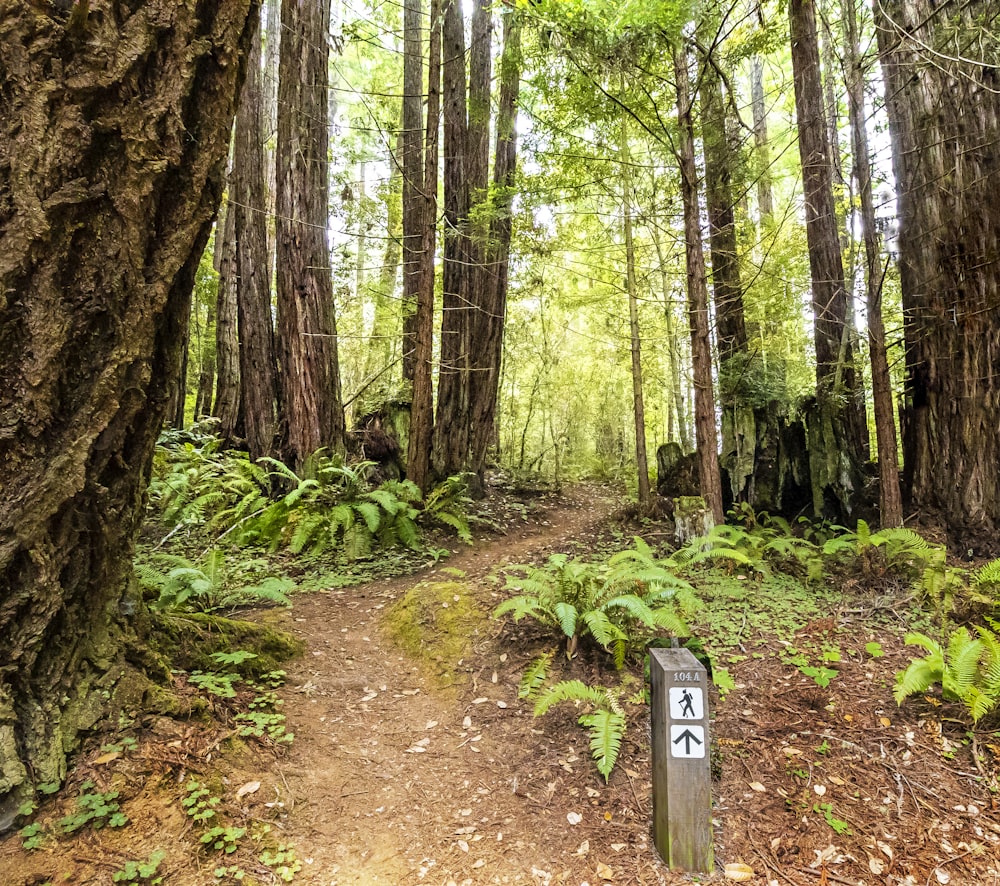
[649,647,713,873]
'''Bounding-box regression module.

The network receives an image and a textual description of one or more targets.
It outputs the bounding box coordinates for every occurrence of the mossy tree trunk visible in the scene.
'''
[0,0,256,819]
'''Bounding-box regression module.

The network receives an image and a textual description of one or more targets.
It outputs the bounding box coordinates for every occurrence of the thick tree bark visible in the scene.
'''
[0,0,255,817]
[275,0,345,467]
[789,0,866,519]
[875,0,1000,546]
[213,197,242,441]
[233,9,280,461]
[468,8,522,477]
[433,0,471,477]
[674,42,724,524]
[842,0,901,527]
[408,0,441,492]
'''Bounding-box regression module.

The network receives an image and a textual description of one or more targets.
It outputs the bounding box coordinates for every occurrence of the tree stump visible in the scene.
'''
[674,496,714,545]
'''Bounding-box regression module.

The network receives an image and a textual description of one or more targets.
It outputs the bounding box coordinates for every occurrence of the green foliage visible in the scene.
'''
[814,803,852,835]
[137,549,293,613]
[259,844,302,882]
[494,539,699,664]
[113,850,166,885]
[895,625,1000,723]
[57,781,128,834]
[781,646,839,688]
[421,475,473,543]
[19,822,45,851]
[533,680,626,781]
[518,651,555,699]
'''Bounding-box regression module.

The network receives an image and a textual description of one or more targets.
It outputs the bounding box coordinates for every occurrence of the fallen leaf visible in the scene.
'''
[472,859,485,868]
[457,840,469,852]
[782,747,803,757]
[575,840,590,856]
[876,840,893,860]
[425,720,438,730]
[472,697,489,704]
[596,861,614,880]
[401,689,420,696]
[749,781,766,792]
[497,700,508,709]
[463,716,472,728]
[610,843,625,852]
[813,784,827,796]
[724,862,755,881]
[935,870,950,884]
[880,716,891,727]
[624,769,640,778]
[567,812,583,825]
[868,856,885,875]
[93,751,120,766]
[829,776,846,786]
[236,780,261,800]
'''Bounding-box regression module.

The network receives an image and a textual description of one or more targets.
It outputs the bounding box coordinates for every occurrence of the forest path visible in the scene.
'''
[257,483,663,886]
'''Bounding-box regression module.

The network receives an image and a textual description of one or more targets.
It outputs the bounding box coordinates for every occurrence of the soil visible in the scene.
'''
[2,484,1000,886]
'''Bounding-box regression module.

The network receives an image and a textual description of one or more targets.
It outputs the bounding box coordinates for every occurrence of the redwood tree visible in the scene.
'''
[0,0,256,815]
[275,0,345,468]
[876,0,1000,546]
[233,6,280,462]
[789,0,866,519]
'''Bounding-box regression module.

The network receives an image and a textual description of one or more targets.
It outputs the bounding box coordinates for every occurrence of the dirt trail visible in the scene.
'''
[258,484,663,886]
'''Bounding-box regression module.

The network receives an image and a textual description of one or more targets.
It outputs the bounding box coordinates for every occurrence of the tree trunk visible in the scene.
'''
[407,0,441,492]
[700,54,759,508]
[213,196,242,442]
[400,0,424,390]
[275,0,345,467]
[620,115,651,507]
[789,0,866,520]
[750,55,774,220]
[0,0,256,817]
[651,223,690,450]
[673,42,724,525]
[433,0,471,477]
[233,8,280,461]
[468,7,522,477]
[875,0,1000,547]
[842,0,901,527]
[362,131,403,392]
[193,295,216,420]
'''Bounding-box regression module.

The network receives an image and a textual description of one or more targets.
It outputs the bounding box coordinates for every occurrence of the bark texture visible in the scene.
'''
[407,0,441,492]
[233,9,279,461]
[213,196,242,441]
[468,8,521,476]
[275,0,345,467]
[0,0,255,817]
[674,42,724,524]
[789,0,866,519]
[843,0,901,527]
[433,0,471,477]
[876,0,1000,545]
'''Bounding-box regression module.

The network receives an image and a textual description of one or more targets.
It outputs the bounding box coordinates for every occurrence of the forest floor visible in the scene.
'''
[2,483,1000,886]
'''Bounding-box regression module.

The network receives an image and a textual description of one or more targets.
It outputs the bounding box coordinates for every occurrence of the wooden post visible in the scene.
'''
[650,647,714,873]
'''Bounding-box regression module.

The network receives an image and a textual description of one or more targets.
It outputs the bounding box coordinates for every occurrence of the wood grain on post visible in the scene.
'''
[650,647,714,873]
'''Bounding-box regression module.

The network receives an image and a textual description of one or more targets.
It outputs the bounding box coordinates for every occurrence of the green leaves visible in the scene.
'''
[493,541,699,663]
[894,625,1000,723]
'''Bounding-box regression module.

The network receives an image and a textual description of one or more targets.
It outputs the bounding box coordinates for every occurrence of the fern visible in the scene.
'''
[895,625,1000,722]
[518,652,554,699]
[533,681,627,781]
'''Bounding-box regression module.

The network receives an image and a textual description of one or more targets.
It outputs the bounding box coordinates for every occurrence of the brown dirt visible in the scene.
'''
[2,485,1000,886]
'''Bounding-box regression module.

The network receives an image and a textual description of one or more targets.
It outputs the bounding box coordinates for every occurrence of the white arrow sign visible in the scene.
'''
[669,724,706,758]
[669,686,703,720]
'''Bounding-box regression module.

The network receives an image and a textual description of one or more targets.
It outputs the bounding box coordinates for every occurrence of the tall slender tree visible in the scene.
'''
[408,0,442,491]
[789,0,866,519]
[275,0,345,467]
[842,0,901,526]
[213,197,242,442]
[674,40,724,524]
